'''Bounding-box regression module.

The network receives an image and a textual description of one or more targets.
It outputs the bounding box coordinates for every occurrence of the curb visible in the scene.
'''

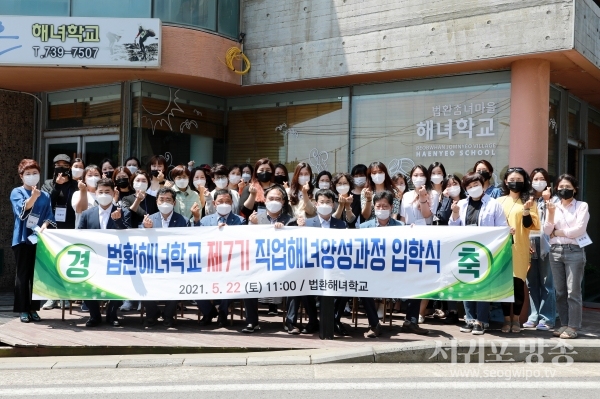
[0,339,598,369]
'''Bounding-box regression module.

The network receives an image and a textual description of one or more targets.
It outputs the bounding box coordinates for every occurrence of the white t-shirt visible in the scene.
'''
[400,190,434,225]
[71,190,97,229]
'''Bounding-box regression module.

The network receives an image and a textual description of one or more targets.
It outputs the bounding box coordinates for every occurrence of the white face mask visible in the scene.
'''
[447,185,462,198]
[375,209,390,220]
[532,180,547,192]
[412,176,426,188]
[215,178,228,189]
[431,174,444,185]
[298,175,310,185]
[318,182,330,190]
[175,178,188,189]
[71,168,84,179]
[23,173,40,187]
[242,173,251,182]
[158,202,174,215]
[96,193,113,207]
[126,165,138,174]
[216,203,232,216]
[354,176,366,187]
[86,176,100,188]
[371,173,385,185]
[193,179,206,188]
[266,201,283,213]
[336,184,350,195]
[396,184,406,193]
[133,181,148,192]
[317,204,333,216]
[229,174,241,185]
[467,185,484,199]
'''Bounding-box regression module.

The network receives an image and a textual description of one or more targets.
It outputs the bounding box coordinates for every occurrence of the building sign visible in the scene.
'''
[0,16,160,68]
[352,82,510,180]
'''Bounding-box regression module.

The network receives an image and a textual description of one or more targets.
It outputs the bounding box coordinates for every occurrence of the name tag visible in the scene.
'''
[55,206,67,223]
[26,213,40,229]
[576,233,593,248]
[257,207,267,215]
[414,219,427,226]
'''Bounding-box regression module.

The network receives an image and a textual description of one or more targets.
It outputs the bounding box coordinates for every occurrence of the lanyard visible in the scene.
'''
[500,197,520,222]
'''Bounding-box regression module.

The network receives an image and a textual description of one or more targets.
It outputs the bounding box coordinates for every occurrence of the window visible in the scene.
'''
[154,0,217,31]
[218,0,239,38]
[47,85,122,129]
[131,82,225,168]
[0,0,69,16]
[71,0,151,18]
[352,75,511,180]
[227,89,350,175]
[588,108,600,150]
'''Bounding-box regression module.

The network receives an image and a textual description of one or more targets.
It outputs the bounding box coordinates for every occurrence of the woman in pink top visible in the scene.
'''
[544,174,590,339]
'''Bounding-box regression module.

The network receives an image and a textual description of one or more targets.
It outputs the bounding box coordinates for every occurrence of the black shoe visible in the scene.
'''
[200,306,219,326]
[19,312,30,323]
[286,321,300,335]
[241,324,260,333]
[143,319,157,328]
[444,312,459,325]
[111,320,121,327]
[471,322,485,335]
[365,323,382,338]
[268,304,278,316]
[334,322,349,336]
[163,318,175,328]
[85,318,101,327]
[401,320,429,335]
[301,322,319,334]
[217,314,227,328]
[29,312,41,322]
[460,322,474,333]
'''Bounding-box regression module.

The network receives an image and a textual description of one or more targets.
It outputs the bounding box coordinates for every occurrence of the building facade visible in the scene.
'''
[1,0,599,305]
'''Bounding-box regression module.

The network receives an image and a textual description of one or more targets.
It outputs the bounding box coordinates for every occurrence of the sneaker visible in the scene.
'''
[460,321,473,333]
[80,303,89,312]
[241,324,260,333]
[344,304,352,316]
[523,321,537,328]
[433,309,446,319]
[444,311,459,325]
[401,320,429,335]
[377,303,385,319]
[119,300,134,311]
[365,323,382,338]
[471,322,485,335]
[418,314,425,324]
[536,321,552,331]
[42,300,58,310]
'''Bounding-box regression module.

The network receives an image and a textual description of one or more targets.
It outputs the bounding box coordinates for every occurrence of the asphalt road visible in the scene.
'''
[1,363,599,398]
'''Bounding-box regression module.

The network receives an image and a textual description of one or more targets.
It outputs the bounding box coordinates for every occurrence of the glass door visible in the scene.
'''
[82,135,120,168]
[45,137,81,180]
[581,150,600,306]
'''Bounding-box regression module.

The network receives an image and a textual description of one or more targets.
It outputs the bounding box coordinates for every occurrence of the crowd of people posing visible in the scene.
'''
[11,154,590,339]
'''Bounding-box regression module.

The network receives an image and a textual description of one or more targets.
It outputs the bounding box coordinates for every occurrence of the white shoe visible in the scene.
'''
[137,301,142,311]
[119,300,133,311]
[377,303,385,319]
[418,315,425,324]
[42,300,58,310]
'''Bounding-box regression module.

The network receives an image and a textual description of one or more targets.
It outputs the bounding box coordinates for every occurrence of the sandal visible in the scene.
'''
[553,326,568,337]
[559,327,578,339]
[501,322,511,333]
[511,321,521,333]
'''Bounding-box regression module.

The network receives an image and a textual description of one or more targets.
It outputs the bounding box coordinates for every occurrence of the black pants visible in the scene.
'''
[244,298,260,325]
[286,296,318,326]
[145,301,177,321]
[404,299,422,323]
[85,300,122,322]
[362,298,380,328]
[12,244,40,313]
[334,297,348,323]
[502,277,525,316]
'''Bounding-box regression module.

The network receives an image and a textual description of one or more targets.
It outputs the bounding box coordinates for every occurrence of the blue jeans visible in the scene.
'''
[463,301,490,325]
[527,238,556,326]
[549,244,586,329]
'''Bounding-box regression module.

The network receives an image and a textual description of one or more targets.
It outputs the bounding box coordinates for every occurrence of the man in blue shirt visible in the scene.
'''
[361,191,429,337]
[197,189,246,328]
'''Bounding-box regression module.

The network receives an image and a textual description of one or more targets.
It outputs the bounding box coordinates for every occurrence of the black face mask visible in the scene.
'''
[274,175,287,185]
[478,171,491,181]
[151,170,161,177]
[557,188,574,200]
[104,170,115,177]
[115,178,130,189]
[257,172,272,183]
[54,167,70,179]
[507,181,524,193]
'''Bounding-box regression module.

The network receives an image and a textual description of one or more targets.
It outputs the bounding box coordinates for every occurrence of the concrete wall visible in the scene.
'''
[0,92,35,289]
[575,0,600,67]
[242,0,575,85]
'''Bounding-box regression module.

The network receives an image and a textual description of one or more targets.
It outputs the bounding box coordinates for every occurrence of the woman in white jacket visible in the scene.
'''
[449,172,508,335]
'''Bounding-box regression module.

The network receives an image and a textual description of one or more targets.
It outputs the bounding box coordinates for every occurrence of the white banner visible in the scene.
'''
[0,16,160,67]
[33,225,514,302]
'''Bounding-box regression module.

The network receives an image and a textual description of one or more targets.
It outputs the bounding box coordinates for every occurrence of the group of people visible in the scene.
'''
[11,154,590,339]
